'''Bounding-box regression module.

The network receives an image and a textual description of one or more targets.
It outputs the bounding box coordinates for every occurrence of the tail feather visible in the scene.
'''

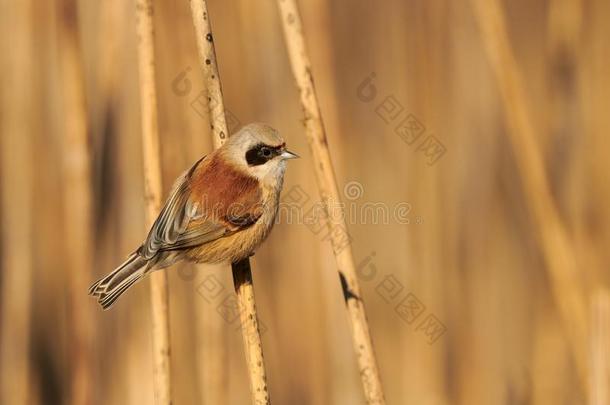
[89,253,149,310]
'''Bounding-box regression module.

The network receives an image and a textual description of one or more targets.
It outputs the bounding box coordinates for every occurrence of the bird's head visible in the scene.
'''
[219,122,299,184]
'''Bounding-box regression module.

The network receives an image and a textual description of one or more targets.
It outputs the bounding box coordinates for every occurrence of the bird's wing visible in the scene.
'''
[139,156,263,258]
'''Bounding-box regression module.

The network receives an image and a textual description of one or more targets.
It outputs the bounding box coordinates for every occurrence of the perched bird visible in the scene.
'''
[89,123,298,309]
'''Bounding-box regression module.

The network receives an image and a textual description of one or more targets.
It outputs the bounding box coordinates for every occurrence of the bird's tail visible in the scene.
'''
[89,252,149,310]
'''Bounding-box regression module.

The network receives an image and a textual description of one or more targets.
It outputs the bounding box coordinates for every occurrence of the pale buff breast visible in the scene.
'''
[184,183,281,264]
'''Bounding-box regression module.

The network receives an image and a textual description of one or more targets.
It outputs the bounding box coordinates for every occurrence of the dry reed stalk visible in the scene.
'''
[189,0,229,149]
[276,1,386,403]
[56,0,95,403]
[470,0,589,387]
[135,0,172,403]
[189,1,270,404]
[590,290,610,405]
[0,1,33,403]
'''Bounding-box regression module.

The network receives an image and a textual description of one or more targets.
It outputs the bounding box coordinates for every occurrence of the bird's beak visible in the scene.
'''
[280,150,300,160]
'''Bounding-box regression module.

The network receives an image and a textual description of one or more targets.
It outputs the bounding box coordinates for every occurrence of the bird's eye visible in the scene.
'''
[260,147,272,158]
[245,144,275,166]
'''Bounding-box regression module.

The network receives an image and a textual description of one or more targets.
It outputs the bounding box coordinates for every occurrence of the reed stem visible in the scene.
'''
[189,1,270,403]
[135,0,172,403]
[276,1,386,403]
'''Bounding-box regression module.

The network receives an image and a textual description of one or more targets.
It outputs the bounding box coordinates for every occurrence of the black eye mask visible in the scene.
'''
[245,143,283,166]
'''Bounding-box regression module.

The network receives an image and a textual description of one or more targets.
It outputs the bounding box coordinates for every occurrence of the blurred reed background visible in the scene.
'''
[1,0,609,404]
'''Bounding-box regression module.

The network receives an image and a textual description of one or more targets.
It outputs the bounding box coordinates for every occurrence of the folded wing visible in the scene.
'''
[139,155,263,259]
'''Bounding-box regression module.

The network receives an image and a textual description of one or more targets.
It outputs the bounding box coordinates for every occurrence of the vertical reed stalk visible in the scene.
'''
[0,2,33,403]
[189,1,270,404]
[590,289,610,405]
[135,0,172,403]
[470,0,589,388]
[276,1,386,403]
[56,0,94,403]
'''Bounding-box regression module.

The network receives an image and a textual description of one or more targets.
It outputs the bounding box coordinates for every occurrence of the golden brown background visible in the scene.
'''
[1,0,609,404]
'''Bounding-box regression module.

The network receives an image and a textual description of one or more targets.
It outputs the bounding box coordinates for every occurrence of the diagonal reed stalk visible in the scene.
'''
[134,0,172,403]
[189,1,270,404]
[276,1,386,403]
[470,0,589,389]
[56,0,95,403]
